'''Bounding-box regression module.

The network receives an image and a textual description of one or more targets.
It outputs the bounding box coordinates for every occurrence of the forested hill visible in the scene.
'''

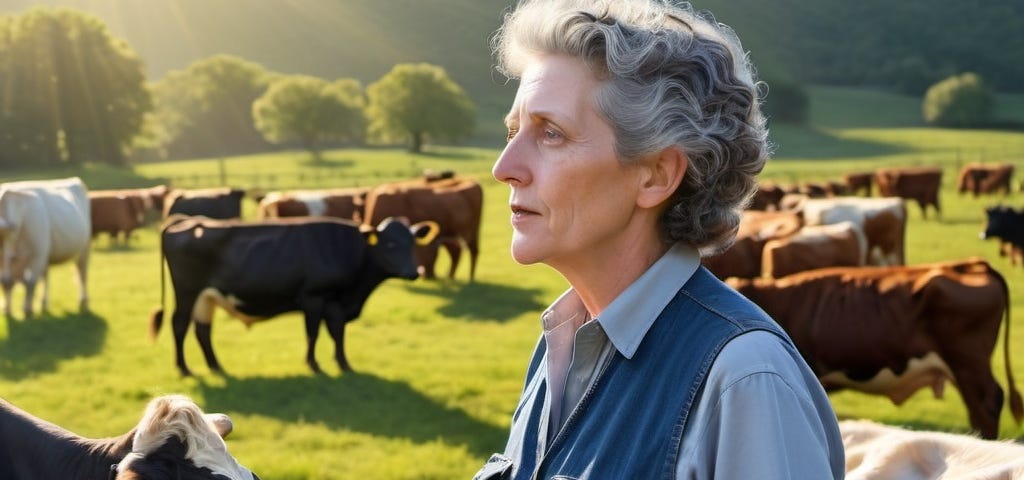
[0,0,1020,99]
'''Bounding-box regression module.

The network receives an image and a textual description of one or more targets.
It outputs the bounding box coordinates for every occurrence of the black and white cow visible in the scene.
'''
[150,215,439,376]
[0,393,258,480]
[981,205,1024,264]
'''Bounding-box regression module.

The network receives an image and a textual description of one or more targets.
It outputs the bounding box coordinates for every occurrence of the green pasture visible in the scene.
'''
[2,124,1024,479]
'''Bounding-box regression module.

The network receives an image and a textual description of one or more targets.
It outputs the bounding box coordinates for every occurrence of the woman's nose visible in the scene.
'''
[493,138,529,186]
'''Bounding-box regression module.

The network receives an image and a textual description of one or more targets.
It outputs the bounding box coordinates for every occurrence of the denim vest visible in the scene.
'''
[474,267,790,480]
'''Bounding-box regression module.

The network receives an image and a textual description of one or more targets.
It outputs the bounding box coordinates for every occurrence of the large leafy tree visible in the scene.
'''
[0,7,150,166]
[252,75,366,159]
[922,73,994,128]
[366,63,475,153]
[151,54,275,160]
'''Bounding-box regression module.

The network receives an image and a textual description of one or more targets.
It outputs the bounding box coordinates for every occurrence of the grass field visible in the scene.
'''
[2,116,1024,477]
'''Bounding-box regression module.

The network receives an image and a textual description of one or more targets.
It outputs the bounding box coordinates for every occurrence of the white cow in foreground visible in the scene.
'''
[0,177,91,317]
[842,419,1024,479]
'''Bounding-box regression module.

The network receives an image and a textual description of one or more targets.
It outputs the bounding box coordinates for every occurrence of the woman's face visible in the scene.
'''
[493,54,646,269]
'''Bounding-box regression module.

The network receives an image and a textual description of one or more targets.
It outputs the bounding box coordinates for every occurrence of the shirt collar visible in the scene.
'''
[541,243,701,359]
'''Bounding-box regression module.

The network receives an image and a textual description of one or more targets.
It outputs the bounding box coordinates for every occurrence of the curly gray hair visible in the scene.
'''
[492,0,770,253]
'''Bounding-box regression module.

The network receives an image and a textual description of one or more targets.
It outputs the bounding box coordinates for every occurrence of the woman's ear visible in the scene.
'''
[637,146,687,209]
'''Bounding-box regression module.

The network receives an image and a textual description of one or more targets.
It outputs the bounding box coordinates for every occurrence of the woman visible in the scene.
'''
[475,0,845,479]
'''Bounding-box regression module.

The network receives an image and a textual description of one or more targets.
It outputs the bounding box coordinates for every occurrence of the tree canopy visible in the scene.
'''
[922,72,994,128]
[366,63,475,153]
[252,75,367,159]
[0,7,150,166]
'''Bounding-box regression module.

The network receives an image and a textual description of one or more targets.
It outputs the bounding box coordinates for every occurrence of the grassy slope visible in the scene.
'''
[1,87,1024,478]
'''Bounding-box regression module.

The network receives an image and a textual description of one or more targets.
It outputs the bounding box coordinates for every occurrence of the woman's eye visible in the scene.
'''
[543,128,561,140]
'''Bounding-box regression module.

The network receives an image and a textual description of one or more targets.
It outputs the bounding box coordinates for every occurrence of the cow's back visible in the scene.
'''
[2,177,90,263]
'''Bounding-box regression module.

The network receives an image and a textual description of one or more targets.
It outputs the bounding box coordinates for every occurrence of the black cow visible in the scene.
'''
[0,394,258,480]
[163,187,246,219]
[981,205,1024,265]
[150,215,439,376]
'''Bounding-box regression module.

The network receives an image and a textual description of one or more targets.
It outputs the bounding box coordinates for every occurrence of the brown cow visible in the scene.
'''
[701,210,803,279]
[842,419,1024,479]
[256,187,370,221]
[874,167,943,219]
[761,221,867,278]
[89,191,147,245]
[844,172,873,196]
[958,162,1015,197]
[748,182,785,211]
[798,197,907,265]
[728,258,1022,439]
[363,177,483,281]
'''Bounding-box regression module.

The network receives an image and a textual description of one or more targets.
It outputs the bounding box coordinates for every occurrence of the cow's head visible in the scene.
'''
[114,394,258,480]
[365,217,440,279]
[981,205,1018,240]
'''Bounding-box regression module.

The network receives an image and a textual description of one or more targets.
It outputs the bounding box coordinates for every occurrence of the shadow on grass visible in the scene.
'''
[198,372,508,458]
[0,311,107,379]
[296,155,356,169]
[404,280,546,322]
[770,126,909,160]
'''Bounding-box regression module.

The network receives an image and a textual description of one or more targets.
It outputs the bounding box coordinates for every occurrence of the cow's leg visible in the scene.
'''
[414,244,438,279]
[170,291,201,376]
[467,239,479,282]
[74,248,89,313]
[948,359,1003,439]
[1,273,12,318]
[301,299,326,374]
[191,293,225,375]
[323,301,353,373]
[442,238,462,279]
[22,270,39,318]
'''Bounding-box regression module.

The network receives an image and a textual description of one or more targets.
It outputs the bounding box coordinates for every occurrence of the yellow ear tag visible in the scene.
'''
[367,233,378,246]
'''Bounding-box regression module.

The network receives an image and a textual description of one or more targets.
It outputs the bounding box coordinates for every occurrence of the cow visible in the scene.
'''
[748,182,786,211]
[958,163,1015,197]
[363,177,483,281]
[150,215,440,376]
[163,187,245,220]
[761,221,868,278]
[844,172,873,196]
[701,210,803,279]
[727,258,1023,439]
[841,419,1024,479]
[0,177,91,318]
[255,187,370,222]
[797,196,907,265]
[0,393,258,480]
[89,190,148,245]
[874,166,943,219]
[981,205,1024,267]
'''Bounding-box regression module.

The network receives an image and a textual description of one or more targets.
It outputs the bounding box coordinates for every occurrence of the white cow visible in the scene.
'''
[0,177,91,317]
[842,419,1024,479]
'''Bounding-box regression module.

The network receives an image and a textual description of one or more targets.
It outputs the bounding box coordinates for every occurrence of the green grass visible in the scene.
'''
[3,122,1024,478]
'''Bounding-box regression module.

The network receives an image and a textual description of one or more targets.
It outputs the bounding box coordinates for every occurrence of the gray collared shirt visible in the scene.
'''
[540,243,845,479]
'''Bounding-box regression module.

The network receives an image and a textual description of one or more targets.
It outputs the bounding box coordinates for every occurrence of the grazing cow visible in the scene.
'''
[841,419,1024,479]
[701,210,803,279]
[89,191,147,245]
[364,177,483,281]
[798,196,907,265]
[874,167,943,219]
[748,182,785,211]
[150,215,440,376]
[761,221,868,278]
[255,187,370,222]
[163,187,245,220]
[958,163,1015,197]
[0,177,91,317]
[981,205,1024,267]
[728,258,1022,439]
[844,172,873,197]
[0,394,258,480]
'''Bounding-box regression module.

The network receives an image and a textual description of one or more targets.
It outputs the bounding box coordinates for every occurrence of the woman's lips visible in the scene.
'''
[510,204,539,227]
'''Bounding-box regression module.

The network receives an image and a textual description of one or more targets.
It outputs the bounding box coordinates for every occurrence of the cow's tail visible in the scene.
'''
[149,221,169,341]
[994,263,1023,423]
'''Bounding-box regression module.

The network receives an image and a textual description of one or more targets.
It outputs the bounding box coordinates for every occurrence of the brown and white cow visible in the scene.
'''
[0,177,91,317]
[0,394,258,479]
[727,258,1022,439]
[875,166,943,219]
[761,221,868,278]
[841,419,1024,479]
[797,196,907,265]
[702,210,803,279]
[958,162,1015,197]
[255,187,370,222]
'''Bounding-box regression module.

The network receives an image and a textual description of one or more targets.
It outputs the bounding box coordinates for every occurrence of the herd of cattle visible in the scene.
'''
[2,160,1024,477]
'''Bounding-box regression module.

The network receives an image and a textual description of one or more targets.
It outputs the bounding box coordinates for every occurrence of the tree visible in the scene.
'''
[762,78,810,125]
[150,54,275,160]
[0,7,150,166]
[366,63,475,153]
[922,72,994,128]
[252,75,367,159]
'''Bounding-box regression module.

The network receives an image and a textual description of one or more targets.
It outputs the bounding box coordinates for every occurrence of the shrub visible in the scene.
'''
[922,73,994,127]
